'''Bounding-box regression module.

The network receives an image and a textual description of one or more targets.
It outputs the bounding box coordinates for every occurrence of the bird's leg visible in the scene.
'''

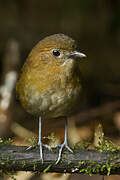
[38,116,51,163]
[38,116,43,163]
[55,118,73,164]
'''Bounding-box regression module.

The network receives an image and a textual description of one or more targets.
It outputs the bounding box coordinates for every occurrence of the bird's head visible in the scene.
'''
[28,34,86,69]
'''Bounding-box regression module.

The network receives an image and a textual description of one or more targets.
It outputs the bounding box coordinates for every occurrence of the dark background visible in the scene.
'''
[0,1,120,180]
[1,0,120,103]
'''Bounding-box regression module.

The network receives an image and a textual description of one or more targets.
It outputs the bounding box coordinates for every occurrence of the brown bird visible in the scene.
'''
[16,34,86,164]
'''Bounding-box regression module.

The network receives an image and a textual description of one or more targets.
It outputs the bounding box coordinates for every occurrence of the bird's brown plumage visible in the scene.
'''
[16,34,85,119]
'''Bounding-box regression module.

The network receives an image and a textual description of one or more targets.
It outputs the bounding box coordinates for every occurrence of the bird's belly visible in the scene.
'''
[24,83,82,118]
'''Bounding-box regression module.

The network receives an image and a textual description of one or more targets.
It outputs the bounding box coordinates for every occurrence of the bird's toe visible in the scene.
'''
[55,143,73,164]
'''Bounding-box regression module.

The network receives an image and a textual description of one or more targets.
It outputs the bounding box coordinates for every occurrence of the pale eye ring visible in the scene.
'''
[52,49,60,57]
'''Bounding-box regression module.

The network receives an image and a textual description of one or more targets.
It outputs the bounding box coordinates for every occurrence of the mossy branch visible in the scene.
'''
[0,145,120,175]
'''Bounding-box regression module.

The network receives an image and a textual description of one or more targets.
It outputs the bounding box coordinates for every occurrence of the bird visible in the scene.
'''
[16,33,86,164]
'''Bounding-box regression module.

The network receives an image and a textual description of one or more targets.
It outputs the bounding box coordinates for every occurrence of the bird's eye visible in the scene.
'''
[52,50,60,57]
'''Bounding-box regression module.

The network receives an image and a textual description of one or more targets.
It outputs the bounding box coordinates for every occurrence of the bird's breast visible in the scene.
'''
[17,61,83,118]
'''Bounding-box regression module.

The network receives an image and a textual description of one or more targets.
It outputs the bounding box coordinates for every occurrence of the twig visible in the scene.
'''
[0,145,120,175]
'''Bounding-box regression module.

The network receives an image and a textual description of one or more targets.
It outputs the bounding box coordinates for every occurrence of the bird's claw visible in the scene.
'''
[26,143,52,163]
[26,142,73,164]
[38,142,52,163]
[55,143,73,164]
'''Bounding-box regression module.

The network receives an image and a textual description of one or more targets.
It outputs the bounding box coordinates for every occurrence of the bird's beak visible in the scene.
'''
[68,51,86,59]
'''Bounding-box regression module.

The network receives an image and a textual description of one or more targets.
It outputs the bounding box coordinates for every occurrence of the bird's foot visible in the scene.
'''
[55,143,73,164]
[37,142,52,163]
[26,143,51,163]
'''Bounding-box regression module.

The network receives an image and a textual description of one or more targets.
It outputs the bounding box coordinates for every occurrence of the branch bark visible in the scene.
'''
[0,145,120,175]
